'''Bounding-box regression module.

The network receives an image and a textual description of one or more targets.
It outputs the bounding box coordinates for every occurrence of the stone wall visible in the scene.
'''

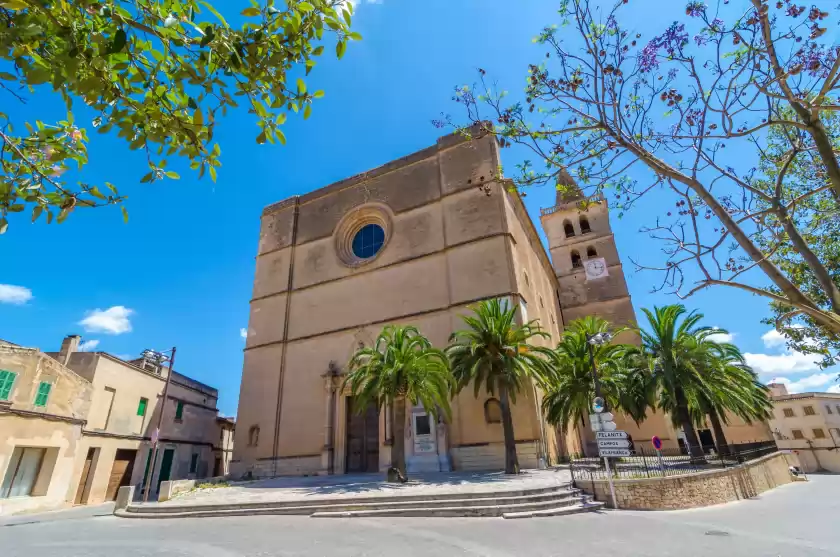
[450,441,539,472]
[578,451,801,510]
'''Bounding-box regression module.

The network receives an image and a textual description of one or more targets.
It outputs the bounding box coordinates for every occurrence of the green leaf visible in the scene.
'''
[0,217,7,234]
[336,40,346,59]
[276,129,287,145]
[343,9,352,26]
[241,7,261,16]
[298,2,314,12]
[121,206,129,223]
[313,90,325,99]
[89,187,106,200]
[209,165,217,182]
[313,45,324,56]
[199,1,229,26]
[193,109,204,127]
[0,0,28,10]
[296,78,306,94]
[164,171,180,179]
[256,130,267,144]
[31,206,43,223]
[347,32,362,41]
[188,97,198,110]
[111,29,127,54]
[303,104,312,120]
[0,72,16,81]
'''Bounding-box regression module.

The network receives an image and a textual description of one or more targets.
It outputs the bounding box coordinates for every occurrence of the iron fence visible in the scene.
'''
[569,440,778,482]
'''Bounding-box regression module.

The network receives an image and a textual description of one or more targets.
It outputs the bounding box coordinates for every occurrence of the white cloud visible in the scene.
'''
[708,327,734,344]
[769,373,835,394]
[0,284,33,305]
[745,327,824,377]
[827,384,840,394]
[79,306,134,335]
[761,328,787,349]
[240,328,248,340]
[78,339,100,352]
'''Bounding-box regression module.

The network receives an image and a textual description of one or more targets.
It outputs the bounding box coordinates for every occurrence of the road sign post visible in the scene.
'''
[592,415,622,510]
[652,436,665,476]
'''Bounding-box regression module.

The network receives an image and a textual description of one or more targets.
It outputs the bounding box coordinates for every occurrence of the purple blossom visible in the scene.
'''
[638,22,689,73]
[793,43,839,78]
[606,15,618,29]
[694,34,709,46]
[685,1,706,17]
[668,68,679,79]
[711,18,724,31]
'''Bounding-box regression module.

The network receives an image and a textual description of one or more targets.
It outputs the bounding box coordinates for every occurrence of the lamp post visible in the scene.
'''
[586,331,612,412]
[141,347,176,503]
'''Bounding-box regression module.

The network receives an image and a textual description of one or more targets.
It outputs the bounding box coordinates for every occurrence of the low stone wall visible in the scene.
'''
[451,441,539,471]
[578,451,801,510]
[158,476,228,502]
[230,455,323,480]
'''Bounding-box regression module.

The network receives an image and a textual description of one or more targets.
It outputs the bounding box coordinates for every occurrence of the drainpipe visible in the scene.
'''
[272,197,300,477]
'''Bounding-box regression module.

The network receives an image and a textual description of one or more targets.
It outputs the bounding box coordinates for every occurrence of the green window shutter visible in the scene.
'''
[175,401,184,420]
[0,370,16,400]
[137,397,148,416]
[34,381,52,407]
[189,453,198,473]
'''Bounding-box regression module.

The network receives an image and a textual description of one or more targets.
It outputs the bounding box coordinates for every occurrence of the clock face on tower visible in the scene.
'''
[585,258,607,280]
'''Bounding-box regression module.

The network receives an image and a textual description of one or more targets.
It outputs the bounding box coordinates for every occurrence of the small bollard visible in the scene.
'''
[114,485,135,514]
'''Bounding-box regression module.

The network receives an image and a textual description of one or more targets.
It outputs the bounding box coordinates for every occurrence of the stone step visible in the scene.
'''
[309,494,586,518]
[125,482,575,515]
[502,501,605,519]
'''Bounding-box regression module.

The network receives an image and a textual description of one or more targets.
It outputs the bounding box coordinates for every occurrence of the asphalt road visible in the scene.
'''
[1,474,837,557]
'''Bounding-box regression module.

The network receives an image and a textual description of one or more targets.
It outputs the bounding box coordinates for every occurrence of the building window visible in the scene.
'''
[174,400,184,421]
[137,397,148,417]
[248,425,260,447]
[563,220,575,238]
[414,414,432,436]
[33,382,52,407]
[351,223,385,259]
[579,215,591,234]
[813,428,826,439]
[1,447,46,498]
[782,408,795,418]
[0,370,17,401]
[190,453,199,474]
[484,399,502,424]
[803,405,816,416]
[571,250,582,269]
[586,246,598,258]
[827,405,834,415]
[792,429,805,440]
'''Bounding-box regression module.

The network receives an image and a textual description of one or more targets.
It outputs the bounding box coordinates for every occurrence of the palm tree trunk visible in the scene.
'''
[708,408,730,457]
[499,384,520,474]
[392,396,407,480]
[675,389,705,463]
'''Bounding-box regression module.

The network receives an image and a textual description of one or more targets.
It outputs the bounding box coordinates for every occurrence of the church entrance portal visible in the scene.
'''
[345,397,380,473]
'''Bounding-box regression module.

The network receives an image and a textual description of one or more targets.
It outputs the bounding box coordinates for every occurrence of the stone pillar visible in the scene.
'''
[114,485,135,513]
[320,372,337,475]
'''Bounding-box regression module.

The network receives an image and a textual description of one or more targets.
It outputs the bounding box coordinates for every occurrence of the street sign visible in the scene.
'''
[597,439,631,449]
[592,397,605,413]
[591,420,617,432]
[652,435,663,450]
[589,412,614,423]
[599,448,631,457]
[596,430,628,440]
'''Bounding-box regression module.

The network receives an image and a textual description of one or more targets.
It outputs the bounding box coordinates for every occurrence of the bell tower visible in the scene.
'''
[539,176,637,332]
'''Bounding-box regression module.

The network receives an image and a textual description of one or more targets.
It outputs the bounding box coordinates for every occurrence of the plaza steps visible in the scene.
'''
[117,482,604,519]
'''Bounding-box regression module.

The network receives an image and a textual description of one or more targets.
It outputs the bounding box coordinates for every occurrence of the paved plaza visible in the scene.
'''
[1,473,837,556]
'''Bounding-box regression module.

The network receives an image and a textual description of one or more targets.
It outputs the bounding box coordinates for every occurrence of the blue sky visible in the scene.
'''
[1,0,837,416]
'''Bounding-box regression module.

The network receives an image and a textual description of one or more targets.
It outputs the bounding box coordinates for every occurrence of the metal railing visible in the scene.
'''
[569,440,778,482]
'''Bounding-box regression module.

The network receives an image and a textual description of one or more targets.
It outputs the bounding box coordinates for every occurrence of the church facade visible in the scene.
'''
[231,130,768,478]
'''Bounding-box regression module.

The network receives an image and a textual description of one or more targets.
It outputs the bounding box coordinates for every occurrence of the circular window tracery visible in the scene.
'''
[334,203,393,267]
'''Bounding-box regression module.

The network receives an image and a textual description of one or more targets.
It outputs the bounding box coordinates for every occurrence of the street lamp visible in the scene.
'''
[586,332,612,412]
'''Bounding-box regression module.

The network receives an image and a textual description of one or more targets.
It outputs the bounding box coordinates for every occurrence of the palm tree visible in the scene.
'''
[446,298,554,474]
[541,316,651,455]
[688,330,773,454]
[343,325,452,481]
[635,305,713,460]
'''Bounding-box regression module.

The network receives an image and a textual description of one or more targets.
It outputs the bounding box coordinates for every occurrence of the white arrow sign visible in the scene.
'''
[591,420,617,432]
[597,439,631,449]
[599,448,631,457]
[596,431,628,440]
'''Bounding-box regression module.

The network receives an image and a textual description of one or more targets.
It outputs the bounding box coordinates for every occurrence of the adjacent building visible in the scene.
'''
[1,335,234,514]
[232,129,772,478]
[768,382,840,472]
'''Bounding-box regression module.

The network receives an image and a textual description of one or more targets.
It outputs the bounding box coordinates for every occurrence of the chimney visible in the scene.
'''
[58,335,81,366]
[767,382,789,397]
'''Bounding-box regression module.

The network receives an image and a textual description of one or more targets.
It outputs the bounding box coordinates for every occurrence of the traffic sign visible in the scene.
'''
[591,420,617,432]
[596,430,628,440]
[597,439,631,449]
[599,448,631,457]
[652,435,663,450]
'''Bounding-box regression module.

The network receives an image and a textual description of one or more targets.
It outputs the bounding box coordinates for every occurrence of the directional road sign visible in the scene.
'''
[589,412,614,423]
[590,420,617,432]
[596,431,628,440]
[597,439,631,449]
[598,448,632,457]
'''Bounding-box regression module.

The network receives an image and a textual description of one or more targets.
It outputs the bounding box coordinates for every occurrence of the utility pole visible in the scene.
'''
[142,347,176,503]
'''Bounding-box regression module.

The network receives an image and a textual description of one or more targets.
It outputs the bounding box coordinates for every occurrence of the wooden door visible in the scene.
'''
[345,398,379,473]
[105,449,136,501]
[74,448,96,505]
[157,449,174,492]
